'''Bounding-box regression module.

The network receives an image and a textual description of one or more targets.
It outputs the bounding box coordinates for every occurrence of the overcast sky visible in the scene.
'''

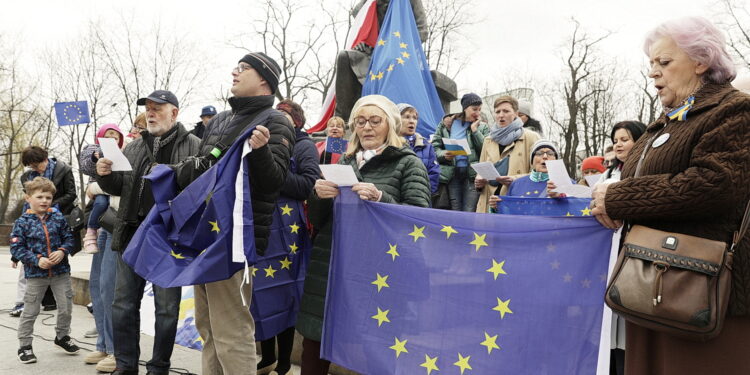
[3,0,744,126]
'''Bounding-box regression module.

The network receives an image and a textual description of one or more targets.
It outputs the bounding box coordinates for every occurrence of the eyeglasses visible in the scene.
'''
[232,63,253,74]
[534,150,556,157]
[353,116,384,128]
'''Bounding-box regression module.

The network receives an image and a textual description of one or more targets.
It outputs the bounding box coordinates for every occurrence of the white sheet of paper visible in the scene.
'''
[545,160,573,187]
[470,162,500,180]
[319,164,359,186]
[442,138,472,155]
[585,174,602,187]
[556,184,592,198]
[98,137,132,171]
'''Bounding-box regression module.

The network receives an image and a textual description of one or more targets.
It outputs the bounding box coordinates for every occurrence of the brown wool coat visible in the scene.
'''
[606,83,750,316]
[606,83,750,374]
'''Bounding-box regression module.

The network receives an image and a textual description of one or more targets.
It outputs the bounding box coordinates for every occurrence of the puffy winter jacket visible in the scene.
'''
[408,133,440,194]
[10,208,74,278]
[431,117,489,182]
[173,95,295,253]
[296,145,430,341]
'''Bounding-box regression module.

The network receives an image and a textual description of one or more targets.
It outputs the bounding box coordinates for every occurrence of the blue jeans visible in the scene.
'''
[112,251,181,373]
[448,176,479,212]
[87,195,110,229]
[89,230,116,354]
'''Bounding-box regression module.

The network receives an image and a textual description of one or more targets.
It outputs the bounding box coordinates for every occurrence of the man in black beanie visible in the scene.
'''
[173,52,294,375]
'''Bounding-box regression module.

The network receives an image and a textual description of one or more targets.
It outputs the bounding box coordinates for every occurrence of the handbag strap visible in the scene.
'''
[732,200,750,252]
[633,129,750,252]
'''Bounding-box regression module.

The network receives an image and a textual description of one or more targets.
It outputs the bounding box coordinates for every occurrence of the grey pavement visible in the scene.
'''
[0,246,303,375]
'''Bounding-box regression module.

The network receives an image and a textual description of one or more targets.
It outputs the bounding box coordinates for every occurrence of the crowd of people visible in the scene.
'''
[7,15,750,375]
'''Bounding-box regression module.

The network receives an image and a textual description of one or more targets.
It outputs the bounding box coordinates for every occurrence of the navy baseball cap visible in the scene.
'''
[200,105,217,117]
[137,90,179,108]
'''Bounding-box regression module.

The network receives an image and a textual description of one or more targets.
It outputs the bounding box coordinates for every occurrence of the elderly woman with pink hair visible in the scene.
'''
[591,17,750,375]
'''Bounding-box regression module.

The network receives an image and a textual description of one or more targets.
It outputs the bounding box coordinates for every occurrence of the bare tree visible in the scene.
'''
[718,0,750,71]
[233,0,345,104]
[91,17,206,127]
[422,0,473,80]
[0,61,53,222]
[543,20,611,175]
[580,63,630,159]
[46,30,119,207]
[635,68,659,125]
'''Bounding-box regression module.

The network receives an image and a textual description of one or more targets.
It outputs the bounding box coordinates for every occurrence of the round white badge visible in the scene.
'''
[652,133,670,148]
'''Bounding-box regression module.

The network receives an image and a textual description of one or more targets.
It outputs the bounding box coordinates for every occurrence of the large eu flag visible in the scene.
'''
[123,125,259,288]
[251,197,311,341]
[322,190,614,374]
[361,0,443,137]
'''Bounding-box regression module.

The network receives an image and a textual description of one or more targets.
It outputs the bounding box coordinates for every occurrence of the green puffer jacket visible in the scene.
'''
[296,146,431,342]
[431,118,489,183]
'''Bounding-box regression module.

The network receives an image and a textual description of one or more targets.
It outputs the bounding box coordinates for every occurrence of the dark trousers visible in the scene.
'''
[300,338,331,375]
[259,327,295,372]
[610,348,624,375]
[112,252,181,374]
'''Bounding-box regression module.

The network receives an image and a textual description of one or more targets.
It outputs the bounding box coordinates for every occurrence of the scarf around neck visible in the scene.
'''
[28,158,56,181]
[489,117,524,146]
[404,134,417,148]
[529,170,549,182]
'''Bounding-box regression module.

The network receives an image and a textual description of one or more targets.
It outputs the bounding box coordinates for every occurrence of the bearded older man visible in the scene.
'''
[95,90,200,375]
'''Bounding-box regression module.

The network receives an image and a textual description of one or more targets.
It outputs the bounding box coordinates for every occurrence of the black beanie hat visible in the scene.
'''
[461,93,482,110]
[239,52,281,94]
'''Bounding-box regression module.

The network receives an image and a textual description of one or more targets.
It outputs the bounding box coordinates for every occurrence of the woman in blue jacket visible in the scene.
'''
[397,103,440,195]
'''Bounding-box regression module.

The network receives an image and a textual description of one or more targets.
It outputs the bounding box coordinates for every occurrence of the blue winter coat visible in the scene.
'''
[408,133,440,194]
[10,208,74,278]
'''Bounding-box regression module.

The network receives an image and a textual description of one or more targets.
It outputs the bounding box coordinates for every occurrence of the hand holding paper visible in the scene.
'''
[545,159,592,198]
[470,162,501,181]
[319,164,359,186]
[98,137,132,171]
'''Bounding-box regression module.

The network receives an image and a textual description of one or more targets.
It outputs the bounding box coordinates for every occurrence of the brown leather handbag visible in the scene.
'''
[604,132,750,341]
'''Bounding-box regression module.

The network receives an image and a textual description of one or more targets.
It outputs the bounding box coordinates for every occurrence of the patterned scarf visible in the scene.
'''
[489,117,524,146]
[404,134,417,148]
[152,129,178,158]
[28,158,56,181]
[529,170,549,182]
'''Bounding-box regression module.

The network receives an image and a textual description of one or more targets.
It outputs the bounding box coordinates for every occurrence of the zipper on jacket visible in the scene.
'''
[40,215,52,278]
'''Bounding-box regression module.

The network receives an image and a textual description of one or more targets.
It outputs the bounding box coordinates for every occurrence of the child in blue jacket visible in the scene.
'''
[10,177,80,363]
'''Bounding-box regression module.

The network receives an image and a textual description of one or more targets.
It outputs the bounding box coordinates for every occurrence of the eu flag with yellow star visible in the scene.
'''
[54,101,90,126]
[499,197,594,217]
[361,0,443,137]
[321,190,614,374]
[251,197,310,341]
[123,122,262,288]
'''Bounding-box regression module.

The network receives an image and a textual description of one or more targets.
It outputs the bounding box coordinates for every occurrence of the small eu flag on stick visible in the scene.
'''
[325,137,348,155]
[54,101,90,126]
